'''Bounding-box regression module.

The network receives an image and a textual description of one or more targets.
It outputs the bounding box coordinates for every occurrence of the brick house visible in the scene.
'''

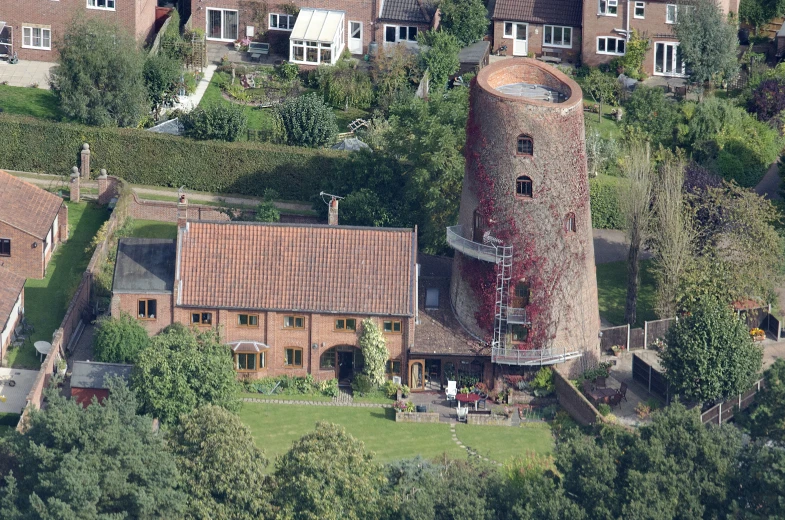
[192,0,436,65]
[0,170,68,280]
[111,208,418,383]
[0,0,157,62]
[491,0,583,63]
[0,267,25,362]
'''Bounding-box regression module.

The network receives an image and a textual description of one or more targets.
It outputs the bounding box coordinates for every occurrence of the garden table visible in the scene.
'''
[34,341,52,362]
[590,388,618,405]
[456,393,480,410]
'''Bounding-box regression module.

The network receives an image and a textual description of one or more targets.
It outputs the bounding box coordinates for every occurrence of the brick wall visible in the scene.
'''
[0,289,23,360]
[553,369,600,426]
[492,21,582,64]
[0,222,45,279]
[112,293,174,335]
[0,0,157,62]
[395,411,440,422]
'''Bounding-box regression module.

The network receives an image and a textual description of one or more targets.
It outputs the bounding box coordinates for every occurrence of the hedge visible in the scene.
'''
[0,115,345,201]
[589,175,625,230]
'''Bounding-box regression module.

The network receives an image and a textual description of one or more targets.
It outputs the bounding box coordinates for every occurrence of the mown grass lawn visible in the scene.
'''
[8,202,109,369]
[0,84,63,120]
[239,403,554,469]
[596,259,657,327]
[128,219,178,240]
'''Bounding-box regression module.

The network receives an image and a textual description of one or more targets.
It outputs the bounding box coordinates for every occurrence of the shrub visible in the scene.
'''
[439,0,489,46]
[181,103,247,142]
[319,378,339,397]
[93,313,149,363]
[383,380,401,399]
[598,403,612,416]
[277,61,299,81]
[351,373,375,396]
[276,93,338,147]
[144,54,182,117]
[314,61,373,109]
[589,175,625,229]
[530,367,555,396]
[624,85,678,144]
[418,30,461,91]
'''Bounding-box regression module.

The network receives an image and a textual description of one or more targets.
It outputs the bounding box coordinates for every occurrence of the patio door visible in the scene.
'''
[654,42,685,77]
[348,21,362,54]
[512,23,528,56]
[409,359,426,391]
[206,8,238,41]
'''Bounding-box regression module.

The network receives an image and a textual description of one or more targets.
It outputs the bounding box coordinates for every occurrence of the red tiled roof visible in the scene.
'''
[0,170,63,240]
[0,266,25,330]
[491,0,583,27]
[177,222,417,316]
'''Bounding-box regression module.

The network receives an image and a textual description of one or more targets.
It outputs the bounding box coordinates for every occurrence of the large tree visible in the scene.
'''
[418,30,461,91]
[439,0,489,46]
[50,19,148,127]
[169,405,274,519]
[131,325,240,423]
[583,69,618,124]
[747,358,785,443]
[0,380,186,518]
[661,296,763,402]
[672,0,739,88]
[729,442,785,519]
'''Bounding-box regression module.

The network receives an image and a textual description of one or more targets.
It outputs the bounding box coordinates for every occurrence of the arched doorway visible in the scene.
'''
[322,345,363,385]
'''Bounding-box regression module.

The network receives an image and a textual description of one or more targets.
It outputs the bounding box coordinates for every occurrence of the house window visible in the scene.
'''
[138,299,157,320]
[0,239,9,256]
[599,0,618,15]
[269,13,296,31]
[666,4,678,23]
[425,288,439,309]
[191,312,213,325]
[320,350,336,369]
[565,213,577,232]
[516,176,533,198]
[513,281,530,307]
[597,37,626,55]
[22,26,51,50]
[335,318,357,331]
[504,22,514,38]
[383,320,402,333]
[517,135,533,156]
[236,353,257,371]
[634,1,646,18]
[384,25,417,43]
[386,359,402,376]
[510,324,529,343]
[238,314,259,327]
[87,0,115,10]
[291,40,332,65]
[285,347,303,367]
[543,26,572,48]
[206,8,239,41]
[283,316,304,329]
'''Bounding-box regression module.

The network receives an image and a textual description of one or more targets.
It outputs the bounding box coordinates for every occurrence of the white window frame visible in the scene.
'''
[634,1,646,18]
[383,24,418,44]
[599,0,618,16]
[596,36,626,55]
[269,13,296,31]
[206,8,239,42]
[87,0,115,10]
[543,25,572,48]
[22,26,51,50]
[666,4,677,23]
[503,21,514,38]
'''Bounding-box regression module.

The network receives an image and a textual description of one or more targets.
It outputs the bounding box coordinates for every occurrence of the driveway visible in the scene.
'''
[0,60,56,88]
[0,367,38,415]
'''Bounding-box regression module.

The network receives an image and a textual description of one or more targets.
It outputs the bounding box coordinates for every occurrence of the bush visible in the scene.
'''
[93,313,149,363]
[277,61,299,81]
[351,373,375,396]
[144,54,182,117]
[597,403,612,416]
[624,85,678,144]
[0,114,344,200]
[529,367,555,396]
[276,93,339,147]
[181,103,247,142]
[439,0,489,46]
[589,175,625,229]
[314,61,373,109]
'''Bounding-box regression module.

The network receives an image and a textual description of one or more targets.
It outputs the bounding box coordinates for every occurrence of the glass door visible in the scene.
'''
[513,23,528,56]
[206,9,238,41]
[654,42,685,77]
[348,21,362,54]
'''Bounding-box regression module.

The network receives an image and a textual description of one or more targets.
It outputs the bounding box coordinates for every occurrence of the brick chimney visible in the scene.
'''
[80,143,90,179]
[69,167,80,203]
[328,197,339,226]
[177,192,188,229]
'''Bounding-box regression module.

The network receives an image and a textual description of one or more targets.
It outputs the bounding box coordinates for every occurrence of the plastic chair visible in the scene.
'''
[446,380,457,405]
[456,403,468,422]
[619,382,629,402]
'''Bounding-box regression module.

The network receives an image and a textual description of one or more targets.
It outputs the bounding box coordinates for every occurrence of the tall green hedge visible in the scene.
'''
[589,175,625,230]
[0,115,344,201]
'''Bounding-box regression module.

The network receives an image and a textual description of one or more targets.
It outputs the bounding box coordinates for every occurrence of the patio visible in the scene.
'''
[0,59,56,88]
[207,42,284,66]
[603,351,662,426]
[406,390,523,425]
[0,367,37,415]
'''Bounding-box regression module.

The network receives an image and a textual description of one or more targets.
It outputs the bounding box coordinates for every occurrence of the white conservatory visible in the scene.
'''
[289,9,345,66]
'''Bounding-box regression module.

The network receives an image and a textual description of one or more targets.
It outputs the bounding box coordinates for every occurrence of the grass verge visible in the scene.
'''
[596,259,657,327]
[128,219,178,240]
[0,84,63,120]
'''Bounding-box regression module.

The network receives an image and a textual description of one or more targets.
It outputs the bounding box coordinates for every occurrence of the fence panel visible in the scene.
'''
[629,327,645,350]
[645,318,676,347]
[632,354,669,401]
[600,325,628,351]
[700,379,764,425]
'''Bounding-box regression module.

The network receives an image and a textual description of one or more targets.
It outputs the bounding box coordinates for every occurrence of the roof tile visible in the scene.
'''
[492,0,583,27]
[0,170,64,239]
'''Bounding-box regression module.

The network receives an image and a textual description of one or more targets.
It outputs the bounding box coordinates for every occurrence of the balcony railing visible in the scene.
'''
[491,347,583,366]
[446,225,498,263]
[506,307,529,324]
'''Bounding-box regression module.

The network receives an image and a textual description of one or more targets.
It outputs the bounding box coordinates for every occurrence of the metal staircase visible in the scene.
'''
[492,245,513,350]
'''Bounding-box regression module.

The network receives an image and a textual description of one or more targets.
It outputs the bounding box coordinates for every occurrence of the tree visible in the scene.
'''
[169,405,273,519]
[747,358,785,442]
[621,141,653,325]
[439,0,489,46]
[739,0,785,34]
[93,313,150,363]
[418,30,461,92]
[583,69,618,123]
[748,78,785,121]
[359,319,387,386]
[0,380,186,518]
[276,93,339,147]
[273,422,386,519]
[50,19,148,127]
[661,296,763,402]
[131,325,240,423]
[624,85,678,144]
[729,442,785,518]
[181,102,247,142]
[673,0,739,88]
[144,54,182,119]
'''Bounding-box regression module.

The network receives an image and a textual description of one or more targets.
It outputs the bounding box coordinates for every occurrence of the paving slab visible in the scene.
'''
[0,367,38,415]
[0,60,57,88]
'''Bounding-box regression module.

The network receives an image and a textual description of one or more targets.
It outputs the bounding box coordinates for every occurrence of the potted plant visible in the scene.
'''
[611,345,623,356]
[750,328,765,342]
[57,358,67,376]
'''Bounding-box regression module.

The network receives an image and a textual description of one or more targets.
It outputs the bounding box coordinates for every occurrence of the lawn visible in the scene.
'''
[0,84,63,120]
[596,259,657,327]
[7,202,109,369]
[128,219,178,239]
[239,402,554,469]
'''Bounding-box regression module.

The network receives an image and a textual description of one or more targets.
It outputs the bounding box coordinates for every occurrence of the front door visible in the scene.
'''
[409,359,426,391]
[338,351,354,381]
[654,42,685,77]
[513,23,528,56]
[348,21,363,54]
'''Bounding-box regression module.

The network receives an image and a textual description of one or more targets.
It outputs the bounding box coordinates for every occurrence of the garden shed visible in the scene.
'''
[289,9,345,66]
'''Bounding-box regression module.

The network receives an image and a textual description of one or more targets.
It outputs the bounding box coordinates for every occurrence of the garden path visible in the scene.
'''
[754,160,782,201]
[593,228,653,264]
[166,64,217,114]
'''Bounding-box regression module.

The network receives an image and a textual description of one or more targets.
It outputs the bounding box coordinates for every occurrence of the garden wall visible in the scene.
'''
[553,370,600,426]
[395,412,440,423]
[466,414,512,426]
[0,115,345,201]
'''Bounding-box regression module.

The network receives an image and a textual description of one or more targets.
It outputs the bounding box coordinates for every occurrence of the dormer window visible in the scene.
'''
[516,176,533,198]
[517,135,533,156]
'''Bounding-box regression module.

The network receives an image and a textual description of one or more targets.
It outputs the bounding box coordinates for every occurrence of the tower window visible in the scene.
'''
[565,212,576,232]
[517,135,533,156]
[516,176,533,198]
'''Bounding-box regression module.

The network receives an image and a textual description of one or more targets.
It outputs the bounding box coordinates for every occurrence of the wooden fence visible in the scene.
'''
[601,317,679,353]
[700,379,764,425]
[632,353,669,402]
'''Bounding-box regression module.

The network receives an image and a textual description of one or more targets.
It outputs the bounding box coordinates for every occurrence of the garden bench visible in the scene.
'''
[538,48,562,64]
[248,42,270,62]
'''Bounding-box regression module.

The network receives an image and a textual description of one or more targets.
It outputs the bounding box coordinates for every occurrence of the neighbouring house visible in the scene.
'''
[0,267,25,362]
[0,170,68,280]
[193,0,437,65]
[70,360,133,407]
[0,0,157,62]
[491,0,583,63]
[111,199,418,383]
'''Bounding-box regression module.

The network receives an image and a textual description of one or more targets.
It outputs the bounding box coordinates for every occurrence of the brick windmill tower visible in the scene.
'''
[447,58,600,370]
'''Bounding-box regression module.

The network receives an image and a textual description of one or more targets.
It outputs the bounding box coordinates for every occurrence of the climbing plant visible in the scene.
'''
[359,319,387,386]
